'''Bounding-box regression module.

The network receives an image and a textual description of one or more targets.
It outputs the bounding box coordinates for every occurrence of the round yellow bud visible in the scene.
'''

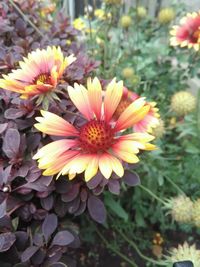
[120,15,132,28]
[171,91,196,116]
[166,195,194,223]
[152,119,165,139]
[96,37,105,47]
[192,199,200,228]
[158,8,175,24]
[122,67,135,79]
[131,75,140,86]
[137,6,147,18]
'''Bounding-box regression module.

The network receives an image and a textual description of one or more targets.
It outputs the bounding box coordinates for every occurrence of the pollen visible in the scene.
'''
[79,120,114,153]
[35,73,51,84]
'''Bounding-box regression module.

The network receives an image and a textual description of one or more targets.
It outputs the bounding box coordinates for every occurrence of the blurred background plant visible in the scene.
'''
[72,0,200,266]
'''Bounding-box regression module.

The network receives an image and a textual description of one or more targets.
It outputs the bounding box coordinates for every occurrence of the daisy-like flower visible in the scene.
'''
[33,77,156,181]
[170,11,200,51]
[114,87,160,133]
[0,46,76,100]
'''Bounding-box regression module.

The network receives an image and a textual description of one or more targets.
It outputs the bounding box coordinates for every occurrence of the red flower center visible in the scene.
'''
[35,73,51,84]
[79,120,114,153]
[191,29,200,43]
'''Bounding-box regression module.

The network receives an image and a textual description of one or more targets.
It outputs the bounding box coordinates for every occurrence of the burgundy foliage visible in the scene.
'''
[0,1,140,266]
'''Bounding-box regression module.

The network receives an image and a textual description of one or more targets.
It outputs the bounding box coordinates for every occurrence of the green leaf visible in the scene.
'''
[104,193,128,222]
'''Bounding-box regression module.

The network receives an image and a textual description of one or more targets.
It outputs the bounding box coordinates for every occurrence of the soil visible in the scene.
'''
[75,228,200,267]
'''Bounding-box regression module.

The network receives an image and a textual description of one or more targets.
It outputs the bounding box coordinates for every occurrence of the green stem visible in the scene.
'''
[164,175,185,195]
[95,227,138,267]
[115,228,167,266]
[138,184,167,205]
[85,0,94,56]
[9,0,44,38]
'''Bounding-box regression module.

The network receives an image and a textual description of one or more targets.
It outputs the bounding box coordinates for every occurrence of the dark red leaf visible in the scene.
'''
[0,123,8,134]
[2,128,20,158]
[4,108,26,119]
[0,232,16,252]
[33,233,44,247]
[0,199,7,219]
[108,179,120,195]
[50,263,68,267]
[87,173,103,189]
[42,213,58,242]
[61,184,80,202]
[21,246,39,262]
[123,170,140,186]
[52,231,74,246]
[40,195,54,211]
[87,196,106,224]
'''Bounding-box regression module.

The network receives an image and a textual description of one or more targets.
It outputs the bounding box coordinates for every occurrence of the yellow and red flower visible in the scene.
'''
[170,11,200,51]
[0,46,76,99]
[114,87,160,133]
[33,77,156,181]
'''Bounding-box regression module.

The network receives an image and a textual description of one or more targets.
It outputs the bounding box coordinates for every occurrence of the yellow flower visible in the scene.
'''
[171,91,196,116]
[158,8,175,24]
[73,18,86,31]
[94,9,105,20]
[120,15,132,28]
[137,6,147,18]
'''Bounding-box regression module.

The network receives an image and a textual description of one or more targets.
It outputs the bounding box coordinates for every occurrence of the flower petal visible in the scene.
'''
[104,78,123,122]
[115,98,150,131]
[68,83,93,120]
[85,154,99,181]
[112,149,140,164]
[99,153,113,179]
[42,151,79,176]
[87,77,102,120]
[33,139,77,161]
[34,110,78,136]
[60,154,91,177]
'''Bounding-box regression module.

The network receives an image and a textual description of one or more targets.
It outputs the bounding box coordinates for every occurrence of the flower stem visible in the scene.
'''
[85,0,94,56]
[138,184,167,205]
[164,175,185,195]
[9,0,44,38]
[115,228,167,266]
[95,227,138,267]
